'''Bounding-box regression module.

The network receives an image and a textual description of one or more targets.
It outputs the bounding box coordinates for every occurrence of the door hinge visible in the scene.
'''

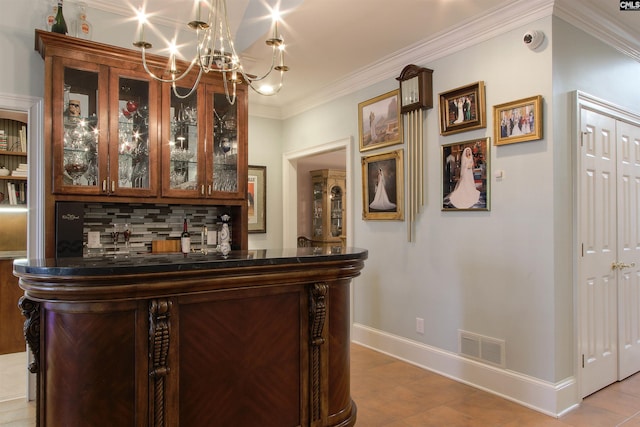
[582,354,584,368]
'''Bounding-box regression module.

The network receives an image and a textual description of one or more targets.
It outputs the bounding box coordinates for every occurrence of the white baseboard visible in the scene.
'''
[352,323,579,417]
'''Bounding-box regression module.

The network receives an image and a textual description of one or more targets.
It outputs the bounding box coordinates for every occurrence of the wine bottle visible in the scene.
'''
[181,218,191,254]
[51,0,68,35]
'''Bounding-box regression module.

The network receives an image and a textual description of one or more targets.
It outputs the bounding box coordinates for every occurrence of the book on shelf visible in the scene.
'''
[11,163,27,177]
[7,182,16,205]
[4,181,26,205]
[18,125,27,152]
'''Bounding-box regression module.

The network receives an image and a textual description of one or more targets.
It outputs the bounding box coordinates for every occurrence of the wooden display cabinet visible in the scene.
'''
[35,30,248,256]
[311,169,346,249]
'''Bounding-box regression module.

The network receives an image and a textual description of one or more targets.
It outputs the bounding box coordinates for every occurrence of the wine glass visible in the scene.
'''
[122,223,131,252]
[64,149,89,185]
[111,223,120,252]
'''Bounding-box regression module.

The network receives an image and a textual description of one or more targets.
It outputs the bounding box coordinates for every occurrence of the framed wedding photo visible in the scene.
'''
[361,149,404,220]
[493,95,543,145]
[247,165,266,233]
[439,81,486,136]
[358,90,402,152]
[442,138,490,211]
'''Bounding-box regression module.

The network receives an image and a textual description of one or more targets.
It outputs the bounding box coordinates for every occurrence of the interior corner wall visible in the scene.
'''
[283,17,563,385]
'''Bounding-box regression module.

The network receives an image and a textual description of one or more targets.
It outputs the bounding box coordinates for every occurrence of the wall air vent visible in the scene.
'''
[458,330,506,368]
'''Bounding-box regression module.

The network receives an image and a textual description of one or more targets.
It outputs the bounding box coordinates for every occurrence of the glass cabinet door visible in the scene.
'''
[53,59,106,194]
[312,182,323,239]
[110,71,158,196]
[162,82,203,198]
[209,91,239,197]
[330,185,343,237]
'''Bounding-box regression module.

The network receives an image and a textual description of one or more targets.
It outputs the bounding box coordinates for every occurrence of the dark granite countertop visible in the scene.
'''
[13,247,368,277]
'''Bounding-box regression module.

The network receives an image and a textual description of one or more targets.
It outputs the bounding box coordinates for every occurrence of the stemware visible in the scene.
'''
[122,223,131,252]
[64,149,89,185]
[111,223,120,252]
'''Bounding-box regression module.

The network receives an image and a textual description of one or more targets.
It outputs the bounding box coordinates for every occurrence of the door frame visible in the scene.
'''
[0,93,44,402]
[575,90,640,398]
[282,137,353,248]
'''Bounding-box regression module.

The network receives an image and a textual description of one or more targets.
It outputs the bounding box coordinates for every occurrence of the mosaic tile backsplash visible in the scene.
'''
[83,203,230,255]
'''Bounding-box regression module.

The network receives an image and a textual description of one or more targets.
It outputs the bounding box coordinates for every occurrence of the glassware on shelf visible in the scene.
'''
[63,149,89,185]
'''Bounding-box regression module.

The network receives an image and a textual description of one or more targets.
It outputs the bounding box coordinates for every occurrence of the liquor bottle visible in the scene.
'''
[44,1,58,32]
[75,2,92,40]
[51,0,68,35]
[181,218,191,254]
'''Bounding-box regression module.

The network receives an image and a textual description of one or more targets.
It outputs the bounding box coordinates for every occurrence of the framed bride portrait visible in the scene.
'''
[442,138,490,211]
[361,149,404,220]
[438,81,486,136]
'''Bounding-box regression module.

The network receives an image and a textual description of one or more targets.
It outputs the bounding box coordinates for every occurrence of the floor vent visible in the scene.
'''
[458,330,506,368]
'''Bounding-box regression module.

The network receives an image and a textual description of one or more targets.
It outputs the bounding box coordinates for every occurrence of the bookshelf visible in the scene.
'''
[0,112,27,206]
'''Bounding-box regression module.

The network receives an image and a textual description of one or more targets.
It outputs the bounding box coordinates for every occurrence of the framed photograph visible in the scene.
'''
[361,149,404,220]
[358,90,402,152]
[442,138,490,211]
[247,165,266,233]
[493,95,543,145]
[439,81,486,136]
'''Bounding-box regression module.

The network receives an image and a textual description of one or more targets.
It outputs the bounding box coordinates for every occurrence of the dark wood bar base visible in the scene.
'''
[14,248,366,427]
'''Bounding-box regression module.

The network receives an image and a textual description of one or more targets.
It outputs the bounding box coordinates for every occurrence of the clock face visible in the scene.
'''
[401,76,419,107]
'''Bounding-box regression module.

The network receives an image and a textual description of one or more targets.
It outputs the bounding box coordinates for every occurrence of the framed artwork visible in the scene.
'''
[442,138,490,211]
[439,81,486,136]
[358,90,402,152]
[361,149,404,220]
[493,95,543,145]
[247,165,266,233]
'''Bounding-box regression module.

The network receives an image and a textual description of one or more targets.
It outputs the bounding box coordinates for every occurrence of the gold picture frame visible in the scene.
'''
[247,165,266,233]
[438,81,486,136]
[493,95,543,145]
[361,149,404,220]
[358,90,402,152]
[442,138,490,211]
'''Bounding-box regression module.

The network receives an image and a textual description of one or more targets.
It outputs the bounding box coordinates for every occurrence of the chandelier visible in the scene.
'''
[133,0,289,104]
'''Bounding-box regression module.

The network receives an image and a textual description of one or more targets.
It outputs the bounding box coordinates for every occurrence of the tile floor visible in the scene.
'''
[1,344,639,426]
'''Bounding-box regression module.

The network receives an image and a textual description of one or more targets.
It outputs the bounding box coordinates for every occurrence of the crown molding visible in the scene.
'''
[553,0,640,62]
[274,0,555,119]
[254,0,640,120]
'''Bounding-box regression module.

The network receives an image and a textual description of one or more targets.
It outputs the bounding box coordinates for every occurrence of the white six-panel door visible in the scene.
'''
[579,108,618,397]
[579,106,640,398]
[615,120,640,381]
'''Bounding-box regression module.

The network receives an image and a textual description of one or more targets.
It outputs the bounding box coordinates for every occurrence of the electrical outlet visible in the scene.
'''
[416,317,424,334]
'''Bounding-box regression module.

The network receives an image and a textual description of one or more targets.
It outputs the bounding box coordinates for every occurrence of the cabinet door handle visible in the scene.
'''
[208,185,212,196]
[102,180,107,192]
[111,180,115,193]
[201,184,205,196]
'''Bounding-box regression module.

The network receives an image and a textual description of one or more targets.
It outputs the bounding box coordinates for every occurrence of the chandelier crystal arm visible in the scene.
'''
[140,47,200,84]
[134,0,290,104]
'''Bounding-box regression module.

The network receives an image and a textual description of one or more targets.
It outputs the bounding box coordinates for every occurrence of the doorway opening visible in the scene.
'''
[282,137,352,248]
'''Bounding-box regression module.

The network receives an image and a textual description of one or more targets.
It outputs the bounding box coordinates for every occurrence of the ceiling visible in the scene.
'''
[88,0,640,118]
